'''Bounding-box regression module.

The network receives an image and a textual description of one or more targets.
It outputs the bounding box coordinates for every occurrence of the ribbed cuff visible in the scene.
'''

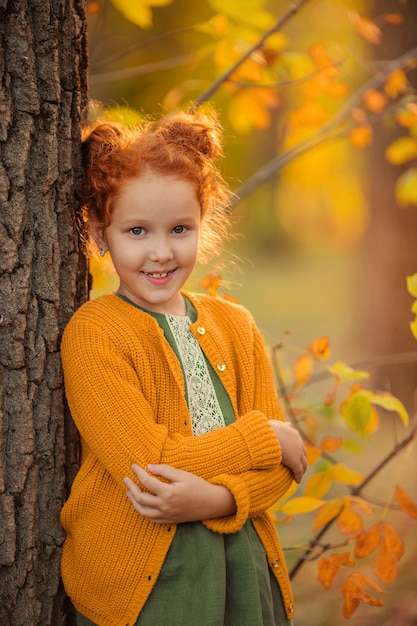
[202,473,249,534]
[234,411,282,470]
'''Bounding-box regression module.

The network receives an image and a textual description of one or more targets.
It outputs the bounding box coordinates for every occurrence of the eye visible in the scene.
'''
[130,226,145,236]
[172,225,188,234]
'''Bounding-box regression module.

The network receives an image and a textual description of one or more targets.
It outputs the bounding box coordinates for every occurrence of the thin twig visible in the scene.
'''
[288,424,417,579]
[190,0,311,112]
[89,54,195,85]
[233,46,417,203]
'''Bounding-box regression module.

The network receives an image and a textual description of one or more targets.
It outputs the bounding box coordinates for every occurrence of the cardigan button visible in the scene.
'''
[197,326,205,335]
[272,558,280,568]
[216,362,226,372]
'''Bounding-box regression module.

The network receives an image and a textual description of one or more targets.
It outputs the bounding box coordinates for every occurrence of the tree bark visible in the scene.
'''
[0,1,88,624]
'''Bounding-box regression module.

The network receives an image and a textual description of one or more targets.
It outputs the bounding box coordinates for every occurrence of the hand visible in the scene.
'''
[269,420,307,483]
[123,464,236,524]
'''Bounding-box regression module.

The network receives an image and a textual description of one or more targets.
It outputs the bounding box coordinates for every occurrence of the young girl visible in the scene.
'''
[60,109,307,626]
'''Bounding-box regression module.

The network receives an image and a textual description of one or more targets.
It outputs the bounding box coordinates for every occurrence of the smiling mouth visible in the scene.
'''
[143,269,176,279]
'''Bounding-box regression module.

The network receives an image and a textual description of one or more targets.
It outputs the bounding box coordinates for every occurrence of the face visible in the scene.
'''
[96,171,201,315]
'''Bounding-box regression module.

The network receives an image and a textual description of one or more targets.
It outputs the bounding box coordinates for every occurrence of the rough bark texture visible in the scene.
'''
[0,1,88,624]
[358,0,417,412]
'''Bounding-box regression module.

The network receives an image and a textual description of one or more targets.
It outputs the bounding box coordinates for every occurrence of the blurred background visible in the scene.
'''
[85,0,417,623]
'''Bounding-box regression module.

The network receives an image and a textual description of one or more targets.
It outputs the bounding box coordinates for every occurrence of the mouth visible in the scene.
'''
[143,269,176,279]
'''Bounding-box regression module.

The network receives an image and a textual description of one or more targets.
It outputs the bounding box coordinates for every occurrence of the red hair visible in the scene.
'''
[79,110,232,262]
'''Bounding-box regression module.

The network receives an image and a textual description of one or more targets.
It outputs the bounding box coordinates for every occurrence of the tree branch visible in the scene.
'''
[233,46,417,204]
[190,0,311,112]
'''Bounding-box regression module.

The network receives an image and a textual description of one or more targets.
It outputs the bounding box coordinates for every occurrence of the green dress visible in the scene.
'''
[76,295,292,626]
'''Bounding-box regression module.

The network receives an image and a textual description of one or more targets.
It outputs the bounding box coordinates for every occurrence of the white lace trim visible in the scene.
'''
[166,314,226,436]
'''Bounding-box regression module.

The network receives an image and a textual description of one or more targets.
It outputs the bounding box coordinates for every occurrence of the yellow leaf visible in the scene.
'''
[406,273,417,298]
[313,499,343,531]
[328,361,370,382]
[110,0,172,29]
[395,168,417,207]
[330,463,364,485]
[317,552,355,589]
[338,507,363,537]
[355,524,382,559]
[348,11,382,44]
[359,390,409,427]
[384,69,408,99]
[280,496,323,515]
[386,137,417,165]
[342,573,384,619]
[350,124,373,148]
[195,13,229,35]
[396,485,417,519]
[293,354,313,389]
[304,472,332,499]
[308,336,331,360]
[363,89,388,113]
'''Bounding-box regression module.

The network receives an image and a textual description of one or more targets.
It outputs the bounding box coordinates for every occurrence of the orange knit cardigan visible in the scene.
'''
[60,292,295,626]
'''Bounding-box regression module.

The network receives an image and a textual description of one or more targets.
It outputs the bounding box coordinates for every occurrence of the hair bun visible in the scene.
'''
[156,111,223,161]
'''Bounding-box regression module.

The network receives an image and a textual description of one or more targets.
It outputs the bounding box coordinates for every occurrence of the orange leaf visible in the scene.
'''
[363,89,388,113]
[305,443,321,465]
[396,103,417,128]
[354,524,382,559]
[308,336,331,360]
[317,552,355,589]
[375,541,398,585]
[199,274,221,292]
[323,388,337,407]
[350,124,373,149]
[293,354,313,389]
[87,1,102,15]
[346,496,375,516]
[313,499,343,531]
[383,13,404,25]
[338,506,363,537]
[348,11,382,44]
[219,292,239,304]
[320,436,342,452]
[395,485,417,519]
[293,102,327,126]
[342,573,384,619]
[382,522,404,561]
[384,69,407,99]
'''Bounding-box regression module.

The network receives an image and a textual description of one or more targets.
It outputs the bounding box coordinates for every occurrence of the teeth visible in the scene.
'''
[147,271,170,278]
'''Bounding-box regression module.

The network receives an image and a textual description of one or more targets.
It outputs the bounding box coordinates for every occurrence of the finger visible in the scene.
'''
[147,463,186,482]
[131,464,168,495]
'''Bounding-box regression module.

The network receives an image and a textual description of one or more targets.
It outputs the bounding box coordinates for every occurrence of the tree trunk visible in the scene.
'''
[359,0,417,412]
[0,1,88,624]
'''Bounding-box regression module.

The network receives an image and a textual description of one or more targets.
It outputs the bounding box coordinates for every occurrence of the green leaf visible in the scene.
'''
[386,137,417,165]
[341,393,372,436]
[359,390,409,427]
[406,273,417,298]
[395,168,417,207]
[328,361,370,381]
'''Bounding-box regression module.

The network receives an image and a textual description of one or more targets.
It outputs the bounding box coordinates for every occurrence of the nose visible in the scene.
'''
[148,235,174,263]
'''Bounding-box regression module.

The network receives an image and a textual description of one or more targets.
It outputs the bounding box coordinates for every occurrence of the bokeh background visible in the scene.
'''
[85,0,417,623]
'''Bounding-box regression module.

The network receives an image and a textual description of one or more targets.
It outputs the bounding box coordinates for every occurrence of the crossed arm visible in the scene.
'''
[124,419,307,525]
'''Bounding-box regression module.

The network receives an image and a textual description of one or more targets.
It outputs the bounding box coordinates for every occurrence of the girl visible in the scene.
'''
[60,109,307,626]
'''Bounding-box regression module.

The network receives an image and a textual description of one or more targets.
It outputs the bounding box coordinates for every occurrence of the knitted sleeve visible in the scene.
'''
[202,317,294,534]
[61,314,282,488]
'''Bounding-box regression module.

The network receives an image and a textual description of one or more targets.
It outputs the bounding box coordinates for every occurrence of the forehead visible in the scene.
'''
[112,172,201,222]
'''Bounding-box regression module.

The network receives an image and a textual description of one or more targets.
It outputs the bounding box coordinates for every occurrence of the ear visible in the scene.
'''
[90,223,107,253]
